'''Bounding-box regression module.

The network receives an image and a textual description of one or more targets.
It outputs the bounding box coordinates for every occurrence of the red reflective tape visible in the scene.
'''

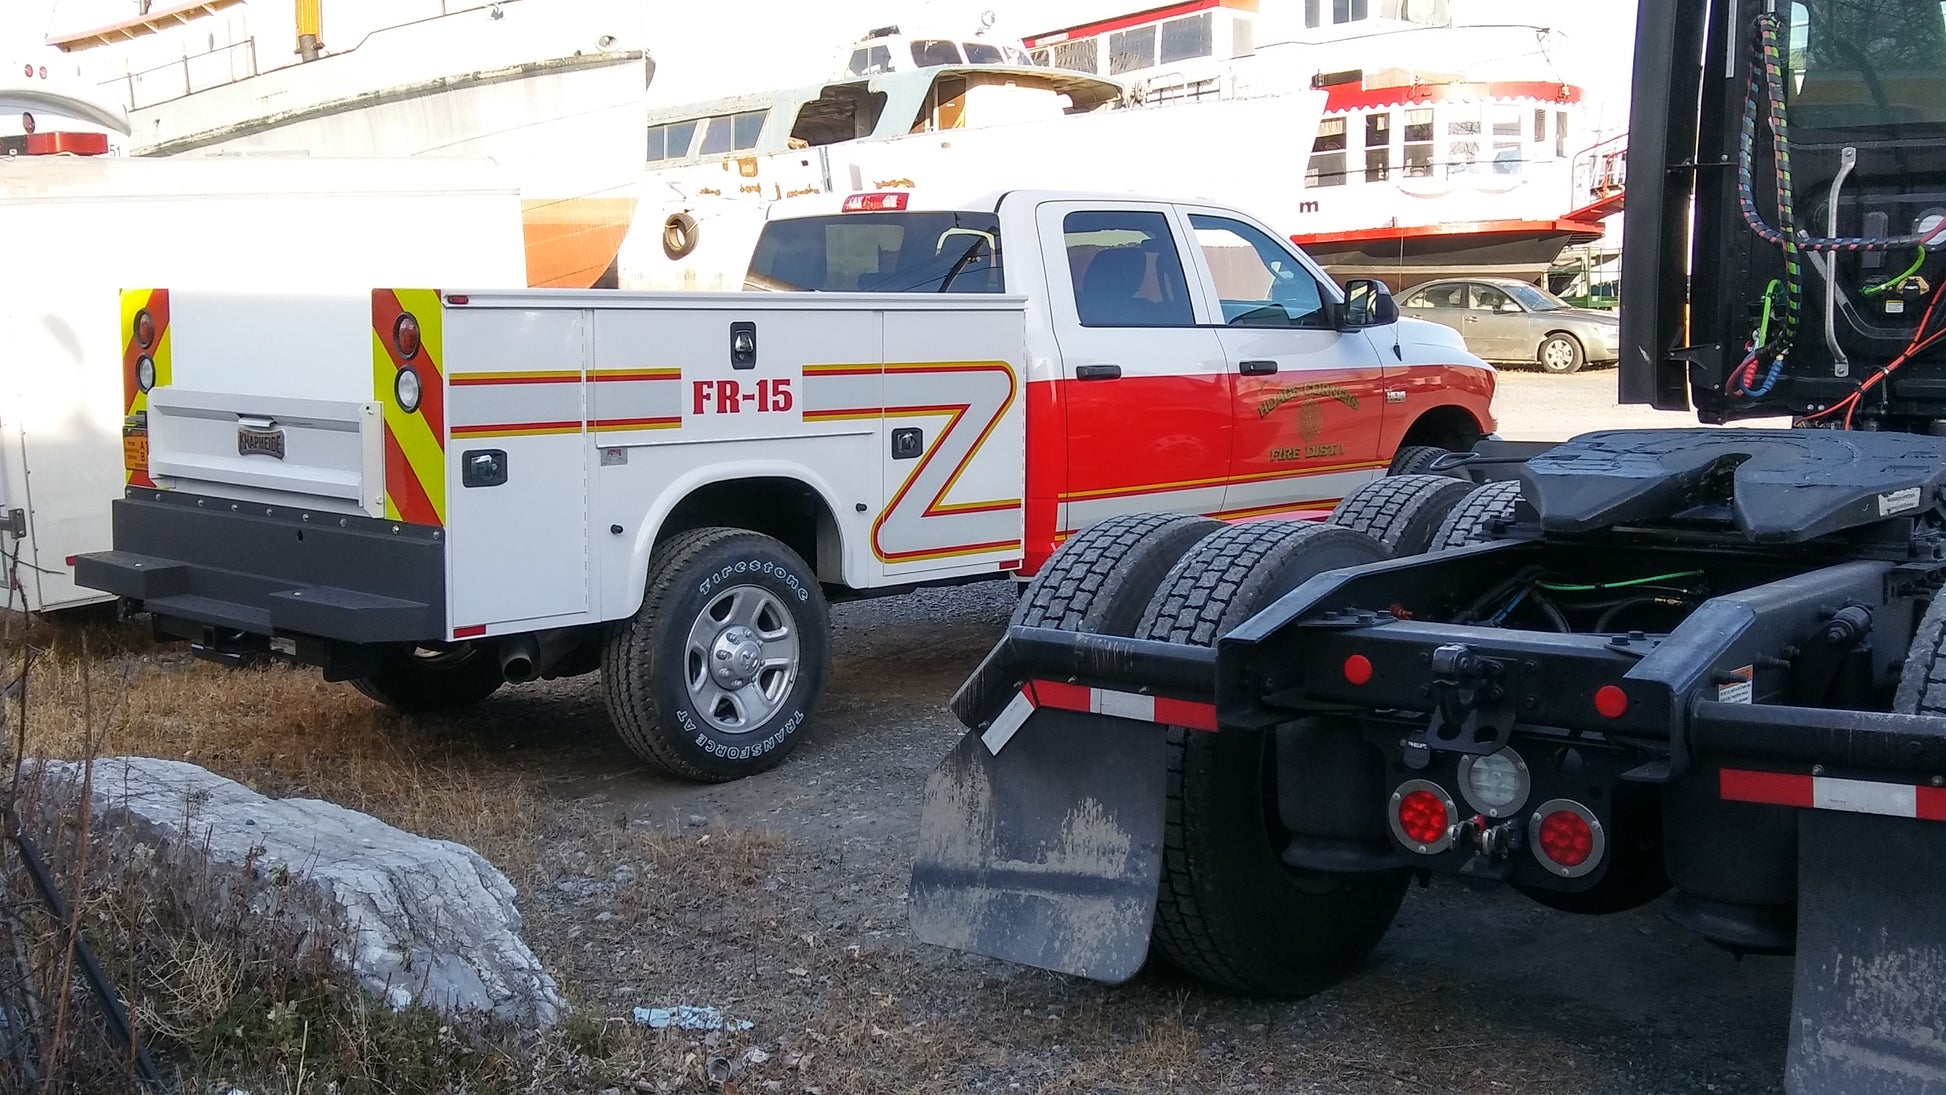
[1919,785,1946,822]
[1029,679,1092,714]
[453,624,486,639]
[1719,768,1814,808]
[1154,696,1218,732]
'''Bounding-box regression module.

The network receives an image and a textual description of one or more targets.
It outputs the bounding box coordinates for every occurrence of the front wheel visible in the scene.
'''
[602,528,830,782]
[1538,333,1586,375]
[351,644,505,714]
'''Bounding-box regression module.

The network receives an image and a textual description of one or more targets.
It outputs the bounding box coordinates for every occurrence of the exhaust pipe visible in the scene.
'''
[496,629,579,684]
[498,636,540,683]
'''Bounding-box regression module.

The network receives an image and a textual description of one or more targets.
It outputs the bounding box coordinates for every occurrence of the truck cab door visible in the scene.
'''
[1178,208,1388,518]
[1035,200,1232,536]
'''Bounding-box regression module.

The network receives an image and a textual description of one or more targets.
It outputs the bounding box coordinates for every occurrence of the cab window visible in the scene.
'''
[1063,210,1195,327]
[1187,213,1328,328]
[746,212,1003,293]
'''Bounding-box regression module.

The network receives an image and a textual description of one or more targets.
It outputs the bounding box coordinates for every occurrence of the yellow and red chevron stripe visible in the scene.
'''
[121,288,172,489]
[372,289,446,527]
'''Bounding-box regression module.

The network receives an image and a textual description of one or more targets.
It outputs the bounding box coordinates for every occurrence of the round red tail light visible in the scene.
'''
[1389,780,1455,853]
[134,309,155,349]
[394,312,422,359]
[1343,653,1373,686]
[1529,799,1604,877]
[1594,685,1629,719]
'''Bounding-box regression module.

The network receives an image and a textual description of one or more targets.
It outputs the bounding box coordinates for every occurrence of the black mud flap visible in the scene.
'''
[1787,811,1946,1094]
[909,708,1167,983]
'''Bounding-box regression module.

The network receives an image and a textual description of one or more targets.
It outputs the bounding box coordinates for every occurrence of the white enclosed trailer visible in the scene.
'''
[0,150,525,613]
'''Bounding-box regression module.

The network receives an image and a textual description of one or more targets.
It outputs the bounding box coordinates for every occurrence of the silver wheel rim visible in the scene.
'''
[1542,339,1575,369]
[684,583,799,734]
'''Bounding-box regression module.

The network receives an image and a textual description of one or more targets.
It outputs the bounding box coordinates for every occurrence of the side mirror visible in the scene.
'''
[1338,279,1398,329]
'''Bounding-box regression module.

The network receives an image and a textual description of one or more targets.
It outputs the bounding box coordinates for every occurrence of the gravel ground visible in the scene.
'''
[484,374,1803,1094]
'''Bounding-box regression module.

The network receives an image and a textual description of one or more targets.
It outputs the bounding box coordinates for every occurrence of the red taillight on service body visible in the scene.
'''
[842,191,909,212]
[1529,799,1603,877]
[1389,780,1456,853]
[134,309,155,349]
[393,312,422,359]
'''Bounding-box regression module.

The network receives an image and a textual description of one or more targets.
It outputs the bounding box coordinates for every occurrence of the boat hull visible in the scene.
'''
[119,1,649,289]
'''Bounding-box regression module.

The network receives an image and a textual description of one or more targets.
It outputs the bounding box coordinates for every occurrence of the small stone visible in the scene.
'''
[595,911,614,922]
[612,864,637,885]
[687,814,709,827]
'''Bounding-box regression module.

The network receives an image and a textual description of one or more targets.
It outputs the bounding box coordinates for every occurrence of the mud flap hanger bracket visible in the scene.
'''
[950,625,1223,732]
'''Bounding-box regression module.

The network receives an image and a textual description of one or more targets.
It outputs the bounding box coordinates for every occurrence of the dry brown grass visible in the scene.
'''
[6,612,537,867]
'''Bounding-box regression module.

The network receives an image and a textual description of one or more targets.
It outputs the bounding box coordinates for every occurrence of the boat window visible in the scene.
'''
[1403,107,1435,176]
[790,87,889,146]
[1555,110,1568,157]
[1308,118,1349,187]
[1052,39,1099,73]
[1030,47,1052,66]
[647,119,700,162]
[1533,108,1547,143]
[847,44,893,76]
[1305,0,1321,29]
[1160,13,1213,63]
[964,41,1006,64]
[1365,112,1392,181]
[1233,15,1256,57]
[1447,114,1481,177]
[733,110,766,150]
[1381,0,1451,24]
[1333,0,1370,23]
[745,212,1005,293]
[1109,26,1157,74]
[1063,210,1194,327]
[912,39,963,66]
[1189,214,1328,328]
[699,115,733,155]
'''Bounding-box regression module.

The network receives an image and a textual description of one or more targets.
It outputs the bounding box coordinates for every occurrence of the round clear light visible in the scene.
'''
[1464,751,1523,811]
[136,355,156,393]
[395,367,422,413]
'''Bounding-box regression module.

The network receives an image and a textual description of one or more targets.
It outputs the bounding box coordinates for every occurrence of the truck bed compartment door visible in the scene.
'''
[874,305,1026,581]
[442,303,592,630]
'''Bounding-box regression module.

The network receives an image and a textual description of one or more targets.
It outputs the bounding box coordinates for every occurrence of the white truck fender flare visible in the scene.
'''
[623,459,855,614]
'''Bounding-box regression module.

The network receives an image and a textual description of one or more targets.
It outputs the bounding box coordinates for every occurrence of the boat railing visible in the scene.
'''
[99,37,261,113]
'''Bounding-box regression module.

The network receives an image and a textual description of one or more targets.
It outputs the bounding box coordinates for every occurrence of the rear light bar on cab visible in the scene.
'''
[842,191,910,213]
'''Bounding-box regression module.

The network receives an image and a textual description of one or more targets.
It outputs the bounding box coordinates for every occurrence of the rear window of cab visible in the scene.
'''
[746,212,1003,293]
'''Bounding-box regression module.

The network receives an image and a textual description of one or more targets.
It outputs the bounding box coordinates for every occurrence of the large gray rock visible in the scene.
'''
[39,757,563,1028]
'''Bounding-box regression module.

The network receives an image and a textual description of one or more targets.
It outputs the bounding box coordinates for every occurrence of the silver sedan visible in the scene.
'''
[1397,278,1620,375]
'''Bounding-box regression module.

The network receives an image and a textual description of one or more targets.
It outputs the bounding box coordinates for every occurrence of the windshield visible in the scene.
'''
[1505,283,1568,311]
[746,211,1004,293]
[1786,0,1946,128]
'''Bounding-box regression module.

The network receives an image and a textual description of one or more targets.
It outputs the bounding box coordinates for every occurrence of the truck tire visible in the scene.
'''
[1327,474,1476,556]
[1387,444,1460,477]
[1894,592,1946,715]
[351,645,504,714]
[1138,521,1409,996]
[602,527,830,783]
[1428,479,1524,551]
[1013,513,1222,636]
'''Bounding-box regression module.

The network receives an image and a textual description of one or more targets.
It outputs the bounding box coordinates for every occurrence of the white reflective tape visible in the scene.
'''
[1814,776,1918,818]
[981,690,1037,755]
[1094,688,1156,723]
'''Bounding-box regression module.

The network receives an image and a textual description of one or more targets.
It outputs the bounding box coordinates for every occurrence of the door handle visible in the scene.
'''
[1238,359,1279,375]
[1075,364,1122,381]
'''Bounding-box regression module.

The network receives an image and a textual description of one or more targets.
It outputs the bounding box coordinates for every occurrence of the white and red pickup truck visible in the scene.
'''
[77,188,1495,781]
